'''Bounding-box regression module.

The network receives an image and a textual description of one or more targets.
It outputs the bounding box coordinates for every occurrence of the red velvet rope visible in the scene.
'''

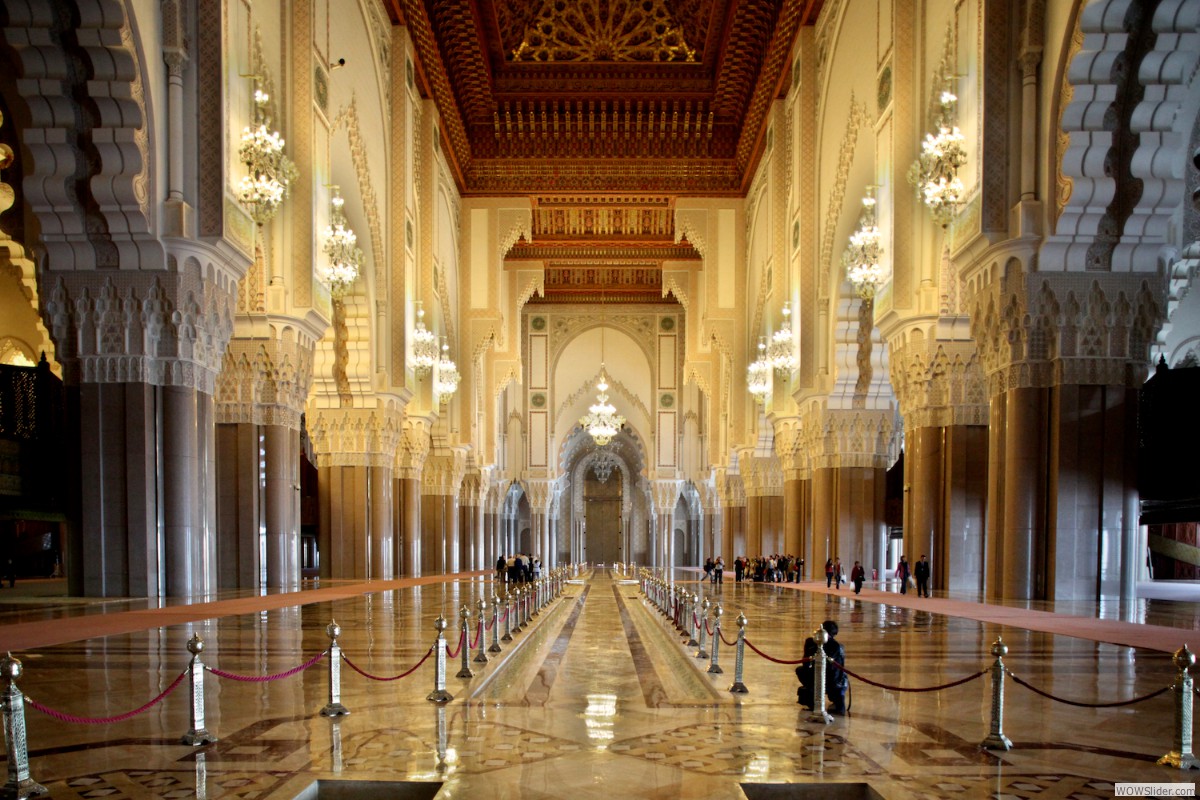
[1005,668,1171,708]
[446,629,466,659]
[341,646,434,682]
[207,651,327,683]
[743,638,810,665]
[473,622,484,649]
[830,661,987,692]
[719,629,736,647]
[705,619,714,636]
[27,668,189,725]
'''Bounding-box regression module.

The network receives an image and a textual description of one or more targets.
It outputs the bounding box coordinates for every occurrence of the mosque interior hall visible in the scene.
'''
[1,0,1200,796]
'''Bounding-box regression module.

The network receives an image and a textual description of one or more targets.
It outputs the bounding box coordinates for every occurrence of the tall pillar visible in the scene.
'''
[741,453,783,555]
[421,450,467,574]
[309,407,405,580]
[264,423,299,587]
[216,324,322,591]
[716,473,744,566]
[803,407,897,577]
[650,480,682,570]
[215,422,260,588]
[395,417,430,577]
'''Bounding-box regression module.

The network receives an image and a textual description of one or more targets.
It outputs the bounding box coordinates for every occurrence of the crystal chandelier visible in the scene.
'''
[238,88,298,225]
[767,301,798,374]
[412,302,439,375]
[843,188,886,299]
[435,337,460,400]
[580,366,625,447]
[321,192,362,297]
[747,336,772,404]
[907,84,967,227]
[591,449,619,484]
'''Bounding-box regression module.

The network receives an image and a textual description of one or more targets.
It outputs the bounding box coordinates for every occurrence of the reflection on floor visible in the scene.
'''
[0,569,1195,799]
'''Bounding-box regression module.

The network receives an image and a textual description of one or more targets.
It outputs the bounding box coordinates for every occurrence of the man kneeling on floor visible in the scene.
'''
[823,619,848,715]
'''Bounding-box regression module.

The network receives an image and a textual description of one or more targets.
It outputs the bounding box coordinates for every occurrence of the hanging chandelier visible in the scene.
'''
[591,449,619,483]
[907,84,967,227]
[412,302,439,374]
[238,88,298,225]
[767,301,798,374]
[580,366,625,447]
[843,187,886,299]
[747,336,772,404]
[436,337,460,400]
[321,192,362,297]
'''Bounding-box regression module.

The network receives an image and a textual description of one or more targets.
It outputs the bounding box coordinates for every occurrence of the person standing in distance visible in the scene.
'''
[914,554,931,597]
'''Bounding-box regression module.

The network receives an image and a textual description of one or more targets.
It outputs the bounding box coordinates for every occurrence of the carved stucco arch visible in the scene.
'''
[1,0,160,273]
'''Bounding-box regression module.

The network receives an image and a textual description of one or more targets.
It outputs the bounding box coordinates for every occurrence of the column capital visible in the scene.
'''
[887,333,988,430]
[216,316,323,429]
[966,269,1164,397]
[395,415,433,479]
[738,450,783,498]
[306,403,405,469]
[43,261,240,393]
[422,448,468,496]
[797,401,900,471]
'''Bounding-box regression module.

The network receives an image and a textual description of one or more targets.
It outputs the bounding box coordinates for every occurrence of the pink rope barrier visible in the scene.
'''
[342,646,434,682]
[206,650,327,683]
[473,623,484,649]
[26,668,189,725]
[719,630,736,647]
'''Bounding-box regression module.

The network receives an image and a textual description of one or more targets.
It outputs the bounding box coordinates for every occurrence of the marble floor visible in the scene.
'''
[1,569,1197,799]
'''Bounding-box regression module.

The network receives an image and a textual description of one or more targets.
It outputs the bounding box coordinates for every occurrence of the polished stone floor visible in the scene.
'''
[1,568,1196,799]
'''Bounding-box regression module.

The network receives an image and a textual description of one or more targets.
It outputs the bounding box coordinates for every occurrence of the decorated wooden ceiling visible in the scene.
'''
[386,0,823,300]
[388,0,822,196]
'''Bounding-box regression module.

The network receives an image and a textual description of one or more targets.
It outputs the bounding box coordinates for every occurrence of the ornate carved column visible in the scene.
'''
[967,271,1161,601]
[740,452,784,557]
[45,265,240,598]
[887,338,988,593]
[395,417,431,577]
[421,449,467,574]
[715,471,744,567]
[525,479,555,568]
[308,406,403,580]
[800,403,897,583]
[459,469,489,572]
[649,480,682,570]
[215,327,318,589]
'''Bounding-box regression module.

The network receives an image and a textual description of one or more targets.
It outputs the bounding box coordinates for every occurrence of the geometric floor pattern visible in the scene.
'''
[3,568,1195,799]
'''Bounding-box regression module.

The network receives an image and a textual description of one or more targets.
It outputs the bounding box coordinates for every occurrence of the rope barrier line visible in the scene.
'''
[832,662,988,693]
[342,645,434,682]
[743,638,809,665]
[472,623,483,649]
[26,668,189,725]
[446,629,466,660]
[1005,668,1172,708]
[705,619,714,636]
[719,630,737,647]
[207,651,327,683]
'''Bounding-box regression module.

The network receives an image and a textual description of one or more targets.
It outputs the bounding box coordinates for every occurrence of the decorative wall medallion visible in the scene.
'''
[660,316,675,331]
[314,64,328,113]
[531,392,546,408]
[531,316,547,331]
[877,65,892,113]
[660,393,674,408]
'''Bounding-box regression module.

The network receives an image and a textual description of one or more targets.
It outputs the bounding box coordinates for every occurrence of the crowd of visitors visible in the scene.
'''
[495,554,542,585]
[726,555,805,583]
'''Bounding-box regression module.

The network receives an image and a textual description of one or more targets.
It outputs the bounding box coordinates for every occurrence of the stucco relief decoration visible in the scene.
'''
[332,98,385,292]
[820,97,868,299]
[511,0,697,62]
[674,210,707,259]
[499,209,533,264]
